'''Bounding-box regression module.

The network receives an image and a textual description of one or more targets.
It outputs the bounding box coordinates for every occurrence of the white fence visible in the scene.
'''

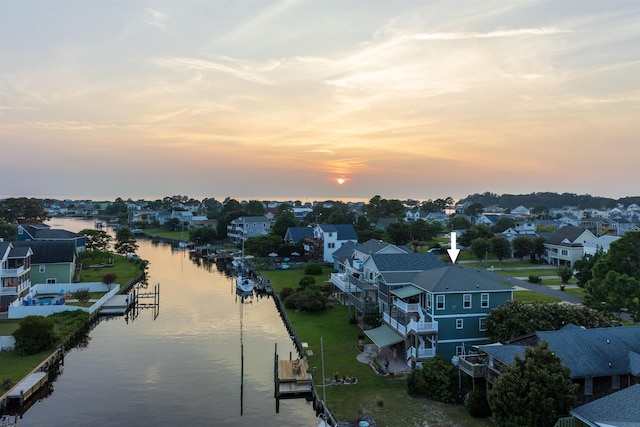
[0,336,16,351]
[8,283,121,319]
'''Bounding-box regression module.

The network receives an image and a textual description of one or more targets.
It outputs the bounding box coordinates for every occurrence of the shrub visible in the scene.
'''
[557,267,573,284]
[363,314,381,328]
[279,287,295,300]
[304,263,323,275]
[283,294,298,309]
[528,275,541,284]
[12,315,56,356]
[406,356,457,403]
[73,288,91,303]
[102,273,117,287]
[299,275,316,289]
[2,378,13,392]
[465,389,492,418]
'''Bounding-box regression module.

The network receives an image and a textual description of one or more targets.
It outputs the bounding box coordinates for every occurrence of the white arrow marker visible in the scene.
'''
[447,231,460,263]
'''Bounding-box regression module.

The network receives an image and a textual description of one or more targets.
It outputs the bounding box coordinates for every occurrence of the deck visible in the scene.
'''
[99,295,132,315]
[276,359,313,399]
[6,372,48,403]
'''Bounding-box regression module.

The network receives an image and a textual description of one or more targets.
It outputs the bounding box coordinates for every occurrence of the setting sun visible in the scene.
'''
[337,178,346,185]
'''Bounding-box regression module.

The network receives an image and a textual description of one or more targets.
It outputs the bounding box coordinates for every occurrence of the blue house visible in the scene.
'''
[16,223,86,253]
[370,265,512,367]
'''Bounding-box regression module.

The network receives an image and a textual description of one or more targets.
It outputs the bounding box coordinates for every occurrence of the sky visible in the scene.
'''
[1,0,639,203]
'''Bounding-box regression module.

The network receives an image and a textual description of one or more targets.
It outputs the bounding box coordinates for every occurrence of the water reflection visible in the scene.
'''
[11,218,319,427]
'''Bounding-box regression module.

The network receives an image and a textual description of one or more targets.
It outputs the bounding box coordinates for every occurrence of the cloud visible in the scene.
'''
[145,8,168,31]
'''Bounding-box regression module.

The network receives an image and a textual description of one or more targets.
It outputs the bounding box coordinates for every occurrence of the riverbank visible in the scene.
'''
[260,268,492,427]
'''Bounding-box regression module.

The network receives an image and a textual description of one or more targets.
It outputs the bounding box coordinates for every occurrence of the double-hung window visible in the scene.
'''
[463,294,471,309]
[436,295,445,310]
[481,293,489,308]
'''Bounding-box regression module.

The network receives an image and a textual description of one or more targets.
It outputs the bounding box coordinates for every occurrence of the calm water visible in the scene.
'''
[14,218,319,426]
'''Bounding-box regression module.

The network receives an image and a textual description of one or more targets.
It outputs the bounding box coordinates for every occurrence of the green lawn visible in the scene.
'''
[0,319,20,336]
[493,268,559,278]
[79,254,142,284]
[138,228,187,240]
[513,290,561,303]
[0,350,53,390]
[260,268,492,426]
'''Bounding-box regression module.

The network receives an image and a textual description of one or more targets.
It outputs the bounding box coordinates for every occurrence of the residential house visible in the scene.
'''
[284,226,314,245]
[580,218,617,237]
[476,214,501,227]
[171,210,194,227]
[16,223,86,253]
[330,240,411,312]
[459,325,640,407]
[380,265,513,364]
[568,384,640,427]
[425,212,450,225]
[292,207,313,221]
[374,217,398,231]
[227,216,271,243]
[514,220,536,234]
[511,205,531,217]
[0,242,32,312]
[544,226,596,267]
[10,241,78,285]
[303,224,357,263]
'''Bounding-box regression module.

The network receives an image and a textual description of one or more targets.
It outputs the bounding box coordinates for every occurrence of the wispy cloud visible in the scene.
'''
[145,8,168,31]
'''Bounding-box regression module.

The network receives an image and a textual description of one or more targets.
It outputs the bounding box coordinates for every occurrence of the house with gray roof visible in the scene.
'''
[569,384,640,427]
[460,325,640,407]
[16,223,86,253]
[304,224,358,263]
[544,226,596,267]
[227,216,271,243]
[10,240,78,284]
[284,226,314,245]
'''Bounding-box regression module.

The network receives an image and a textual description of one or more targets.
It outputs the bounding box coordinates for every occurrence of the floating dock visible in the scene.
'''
[99,295,133,315]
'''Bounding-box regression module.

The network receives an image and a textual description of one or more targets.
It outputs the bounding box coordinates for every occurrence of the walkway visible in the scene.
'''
[356,345,410,376]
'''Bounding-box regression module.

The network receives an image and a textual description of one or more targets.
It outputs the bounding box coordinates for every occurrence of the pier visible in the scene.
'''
[274,344,313,412]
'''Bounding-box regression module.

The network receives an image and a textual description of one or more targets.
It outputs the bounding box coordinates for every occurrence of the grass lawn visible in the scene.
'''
[513,290,561,304]
[0,350,53,390]
[138,228,186,240]
[493,268,559,278]
[79,255,142,284]
[0,319,21,336]
[260,268,491,426]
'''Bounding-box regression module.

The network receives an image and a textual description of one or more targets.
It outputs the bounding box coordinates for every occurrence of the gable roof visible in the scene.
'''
[11,240,77,263]
[0,242,12,260]
[284,226,314,243]
[318,224,358,241]
[546,226,592,246]
[355,239,406,256]
[368,252,444,273]
[571,384,640,427]
[332,241,358,262]
[20,224,83,240]
[411,265,512,293]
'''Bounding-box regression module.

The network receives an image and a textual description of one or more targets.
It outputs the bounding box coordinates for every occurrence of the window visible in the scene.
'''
[456,319,463,329]
[427,294,432,310]
[584,377,593,395]
[436,295,445,310]
[561,249,568,256]
[463,294,471,309]
[479,317,487,331]
[328,242,335,249]
[46,278,57,284]
[481,293,489,308]
[39,265,45,273]
[456,346,464,356]
[612,375,620,390]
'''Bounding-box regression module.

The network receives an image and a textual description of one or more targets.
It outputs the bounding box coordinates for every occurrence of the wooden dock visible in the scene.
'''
[99,295,132,315]
[278,359,312,397]
[5,372,47,405]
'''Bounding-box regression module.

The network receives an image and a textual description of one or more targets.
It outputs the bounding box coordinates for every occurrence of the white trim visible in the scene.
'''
[437,337,489,344]
[432,313,488,319]
[463,294,472,309]
[456,319,464,329]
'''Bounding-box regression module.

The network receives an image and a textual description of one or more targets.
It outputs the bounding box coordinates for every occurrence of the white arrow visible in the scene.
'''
[447,231,460,263]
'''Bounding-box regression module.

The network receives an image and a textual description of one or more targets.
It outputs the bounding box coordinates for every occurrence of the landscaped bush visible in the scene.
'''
[465,389,492,418]
[279,287,295,301]
[298,275,316,289]
[304,263,323,275]
[557,267,573,284]
[406,356,457,403]
[73,288,91,303]
[528,275,541,284]
[12,315,56,356]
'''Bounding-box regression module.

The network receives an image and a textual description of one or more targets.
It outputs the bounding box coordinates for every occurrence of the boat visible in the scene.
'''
[235,223,255,293]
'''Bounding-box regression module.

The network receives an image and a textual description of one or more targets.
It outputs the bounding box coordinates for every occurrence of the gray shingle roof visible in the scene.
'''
[11,240,76,263]
[319,224,358,241]
[332,241,358,261]
[369,252,444,273]
[355,239,400,255]
[285,226,313,243]
[411,265,512,293]
[546,225,589,245]
[571,384,640,427]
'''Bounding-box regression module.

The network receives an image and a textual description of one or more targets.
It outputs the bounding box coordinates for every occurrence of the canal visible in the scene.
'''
[13,217,319,426]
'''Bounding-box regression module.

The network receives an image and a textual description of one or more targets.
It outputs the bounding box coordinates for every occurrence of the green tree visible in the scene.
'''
[471,238,491,262]
[273,211,298,238]
[490,236,511,262]
[488,342,576,427]
[0,197,49,223]
[385,222,411,245]
[448,215,471,230]
[464,203,484,218]
[512,237,533,260]
[531,236,547,262]
[12,315,56,355]
[492,217,516,233]
[355,215,372,232]
[557,267,573,284]
[114,227,138,255]
[583,231,640,320]
[189,226,217,245]
[244,235,283,257]
[245,200,265,216]
[364,195,405,223]
[411,220,442,242]
[0,219,17,240]
[573,250,603,286]
[105,198,128,216]
[80,229,112,252]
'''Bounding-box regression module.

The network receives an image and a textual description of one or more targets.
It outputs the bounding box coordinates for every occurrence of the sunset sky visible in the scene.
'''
[1,0,638,203]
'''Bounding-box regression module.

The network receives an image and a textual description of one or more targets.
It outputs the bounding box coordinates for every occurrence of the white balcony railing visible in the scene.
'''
[1,282,29,295]
[330,273,357,293]
[395,300,420,314]
[407,319,438,334]
[383,312,408,337]
[406,346,436,360]
[0,265,26,277]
